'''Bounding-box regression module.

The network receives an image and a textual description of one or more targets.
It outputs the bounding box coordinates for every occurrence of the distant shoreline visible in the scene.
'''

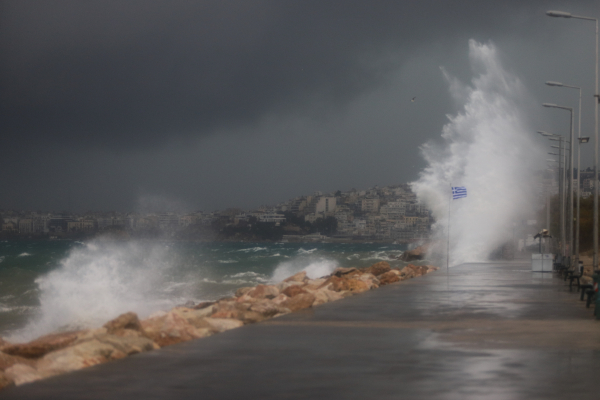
[0,233,421,245]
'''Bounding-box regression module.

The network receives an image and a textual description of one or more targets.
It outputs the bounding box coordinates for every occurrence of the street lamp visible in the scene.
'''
[546,82,583,266]
[544,103,575,267]
[547,10,599,271]
[541,129,566,257]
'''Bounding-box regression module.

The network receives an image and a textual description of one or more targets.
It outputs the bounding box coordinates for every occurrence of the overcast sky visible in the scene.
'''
[1,0,598,213]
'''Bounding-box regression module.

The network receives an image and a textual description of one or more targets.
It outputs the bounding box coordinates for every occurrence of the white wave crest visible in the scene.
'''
[271,257,338,282]
[297,248,317,255]
[235,247,267,253]
[17,253,32,257]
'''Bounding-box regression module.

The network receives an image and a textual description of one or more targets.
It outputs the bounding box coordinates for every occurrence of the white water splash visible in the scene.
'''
[412,40,544,265]
[271,257,338,282]
[11,240,191,342]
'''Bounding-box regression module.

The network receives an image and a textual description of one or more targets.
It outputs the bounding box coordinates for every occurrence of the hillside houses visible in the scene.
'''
[0,184,431,241]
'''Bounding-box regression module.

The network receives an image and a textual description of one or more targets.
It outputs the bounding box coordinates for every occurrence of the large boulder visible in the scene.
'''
[275,281,304,292]
[92,334,158,356]
[246,284,280,300]
[400,264,428,279]
[332,267,361,278]
[193,301,216,310]
[141,311,212,347]
[283,271,308,283]
[235,287,254,297]
[309,288,345,306]
[35,339,127,376]
[2,331,81,359]
[378,270,402,285]
[282,285,308,298]
[211,300,250,319]
[103,312,144,336]
[318,276,370,293]
[249,299,288,317]
[0,371,14,390]
[3,364,48,386]
[0,352,35,371]
[399,244,428,261]
[170,307,214,328]
[303,278,327,291]
[355,273,380,289]
[362,261,391,276]
[203,318,244,333]
[424,265,439,273]
[281,293,316,312]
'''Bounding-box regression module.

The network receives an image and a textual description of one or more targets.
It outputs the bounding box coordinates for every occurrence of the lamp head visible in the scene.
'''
[579,137,590,143]
[546,10,572,18]
[546,81,563,87]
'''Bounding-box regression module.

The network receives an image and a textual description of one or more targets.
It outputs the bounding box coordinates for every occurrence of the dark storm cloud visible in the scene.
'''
[0,0,555,150]
[2,0,599,212]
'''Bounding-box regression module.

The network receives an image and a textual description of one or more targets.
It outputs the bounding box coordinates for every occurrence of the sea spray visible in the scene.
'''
[412,40,544,265]
[9,240,193,342]
[271,257,338,282]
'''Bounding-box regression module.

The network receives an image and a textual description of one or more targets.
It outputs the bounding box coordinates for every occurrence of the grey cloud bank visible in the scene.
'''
[0,1,598,211]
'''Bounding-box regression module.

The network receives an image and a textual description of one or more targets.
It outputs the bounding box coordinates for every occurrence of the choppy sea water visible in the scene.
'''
[0,239,414,342]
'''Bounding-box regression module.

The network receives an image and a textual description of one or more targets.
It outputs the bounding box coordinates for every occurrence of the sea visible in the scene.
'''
[0,239,414,342]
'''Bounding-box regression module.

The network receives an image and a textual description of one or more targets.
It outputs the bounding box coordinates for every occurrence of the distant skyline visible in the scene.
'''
[1,1,598,212]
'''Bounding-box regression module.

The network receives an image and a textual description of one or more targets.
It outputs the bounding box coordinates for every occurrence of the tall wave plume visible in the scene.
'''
[412,40,544,265]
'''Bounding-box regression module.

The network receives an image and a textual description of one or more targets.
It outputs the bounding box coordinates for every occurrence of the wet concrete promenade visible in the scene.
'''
[4,261,600,399]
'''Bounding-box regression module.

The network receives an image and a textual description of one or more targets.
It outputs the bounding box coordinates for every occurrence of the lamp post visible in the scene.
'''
[550,137,570,255]
[546,157,560,253]
[541,130,566,256]
[546,82,582,265]
[544,103,574,267]
[547,10,599,271]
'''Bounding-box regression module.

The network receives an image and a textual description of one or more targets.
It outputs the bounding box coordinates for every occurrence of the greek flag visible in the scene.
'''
[452,186,467,200]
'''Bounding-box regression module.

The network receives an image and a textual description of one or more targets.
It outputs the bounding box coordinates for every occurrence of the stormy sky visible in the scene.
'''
[0,0,598,213]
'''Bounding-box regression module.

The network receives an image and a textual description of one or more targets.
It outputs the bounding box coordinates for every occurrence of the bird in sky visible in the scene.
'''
[411,97,417,102]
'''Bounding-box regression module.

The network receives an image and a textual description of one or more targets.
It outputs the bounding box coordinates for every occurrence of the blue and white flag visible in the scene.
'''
[452,186,467,200]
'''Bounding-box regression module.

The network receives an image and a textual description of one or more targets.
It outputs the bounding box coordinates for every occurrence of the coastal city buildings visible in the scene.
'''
[0,183,432,242]
[2,166,598,243]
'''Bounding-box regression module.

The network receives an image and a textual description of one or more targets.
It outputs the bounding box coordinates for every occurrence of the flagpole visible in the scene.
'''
[447,186,451,273]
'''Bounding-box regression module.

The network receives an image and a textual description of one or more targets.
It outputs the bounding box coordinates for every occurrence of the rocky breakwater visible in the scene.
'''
[0,262,438,390]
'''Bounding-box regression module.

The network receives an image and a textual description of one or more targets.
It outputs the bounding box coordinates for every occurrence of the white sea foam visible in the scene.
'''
[17,252,32,257]
[0,256,4,263]
[217,259,239,264]
[236,247,267,253]
[297,248,317,255]
[0,305,36,314]
[271,257,338,282]
[224,271,269,284]
[412,40,544,266]
[361,251,402,262]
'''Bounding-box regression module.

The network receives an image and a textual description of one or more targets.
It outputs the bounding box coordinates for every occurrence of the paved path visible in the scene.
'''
[4,262,600,399]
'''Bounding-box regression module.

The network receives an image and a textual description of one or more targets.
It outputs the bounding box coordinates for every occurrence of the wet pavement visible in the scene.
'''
[4,261,600,399]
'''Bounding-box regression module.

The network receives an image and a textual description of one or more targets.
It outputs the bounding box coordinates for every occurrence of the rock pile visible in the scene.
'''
[0,262,438,390]
[399,244,429,261]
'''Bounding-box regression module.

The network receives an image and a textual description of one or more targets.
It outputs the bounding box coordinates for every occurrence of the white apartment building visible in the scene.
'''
[361,197,380,213]
[315,197,336,213]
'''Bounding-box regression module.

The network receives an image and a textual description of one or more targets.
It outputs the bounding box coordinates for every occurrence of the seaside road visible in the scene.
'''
[4,261,600,399]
